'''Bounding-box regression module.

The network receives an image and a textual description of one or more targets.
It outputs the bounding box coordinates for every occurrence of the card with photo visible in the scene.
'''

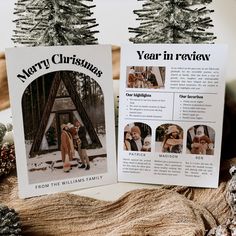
[6,45,116,198]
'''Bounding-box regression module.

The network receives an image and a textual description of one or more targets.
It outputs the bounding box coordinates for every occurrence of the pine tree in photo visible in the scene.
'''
[129,0,216,44]
[12,0,99,46]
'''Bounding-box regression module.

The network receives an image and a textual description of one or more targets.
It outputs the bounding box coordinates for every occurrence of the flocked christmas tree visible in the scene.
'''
[129,0,216,43]
[12,0,99,46]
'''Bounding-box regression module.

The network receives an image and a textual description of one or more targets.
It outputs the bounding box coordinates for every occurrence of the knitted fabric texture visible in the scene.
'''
[0,157,235,236]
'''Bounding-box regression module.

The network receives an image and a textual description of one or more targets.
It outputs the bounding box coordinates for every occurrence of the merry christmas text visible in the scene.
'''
[17,54,103,83]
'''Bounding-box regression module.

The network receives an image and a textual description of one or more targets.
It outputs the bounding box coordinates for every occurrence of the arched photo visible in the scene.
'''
[156,124,183,154]
[123,122,152,152]
[186,125,215,155]
[126,66,165,89]
[22,70,107,183]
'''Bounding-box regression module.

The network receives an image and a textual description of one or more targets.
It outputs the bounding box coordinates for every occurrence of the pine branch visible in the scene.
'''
[12,0,99,46]
[129,0,216,44]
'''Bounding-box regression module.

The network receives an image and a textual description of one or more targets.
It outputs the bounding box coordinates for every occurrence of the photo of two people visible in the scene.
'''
[126,66,165,89]
[60,121,90,172]
[123,123,152,152]
[22,70,107,184]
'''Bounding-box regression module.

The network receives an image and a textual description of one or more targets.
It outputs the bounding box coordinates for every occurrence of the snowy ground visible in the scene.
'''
[28,153,107,184]
[27,135,107,184]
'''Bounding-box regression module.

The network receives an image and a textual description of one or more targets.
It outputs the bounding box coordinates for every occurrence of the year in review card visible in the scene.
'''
[118,44,228,188]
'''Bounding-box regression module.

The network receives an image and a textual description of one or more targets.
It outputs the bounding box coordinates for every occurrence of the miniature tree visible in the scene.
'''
[12,0,99,46]
[129,0,216,43]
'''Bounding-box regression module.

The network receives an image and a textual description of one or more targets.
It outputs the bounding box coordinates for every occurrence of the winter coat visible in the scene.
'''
[78,126,88,149]
[162,138,183,153]
[61,130,74,162]
[147,73,158,87]
[128,73,137,88]
[129,139,144,151]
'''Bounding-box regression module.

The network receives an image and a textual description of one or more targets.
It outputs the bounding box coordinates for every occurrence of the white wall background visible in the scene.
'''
[0,0,236,81]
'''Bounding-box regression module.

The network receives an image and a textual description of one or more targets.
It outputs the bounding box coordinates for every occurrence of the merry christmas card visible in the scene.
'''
[6,45,117,198]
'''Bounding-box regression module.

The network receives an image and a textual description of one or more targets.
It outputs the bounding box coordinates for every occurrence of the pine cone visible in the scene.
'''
[0,205,22,235]
[0,143,16,178]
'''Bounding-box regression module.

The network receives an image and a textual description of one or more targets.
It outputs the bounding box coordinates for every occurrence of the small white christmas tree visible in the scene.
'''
[12,0,99,46]
[129,0,216,43]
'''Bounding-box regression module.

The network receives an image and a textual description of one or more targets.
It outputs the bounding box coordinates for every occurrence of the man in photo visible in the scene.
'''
[135,72,145,88]
[129,126,143,151]
[147,69,158,88]
[74,120,90,170]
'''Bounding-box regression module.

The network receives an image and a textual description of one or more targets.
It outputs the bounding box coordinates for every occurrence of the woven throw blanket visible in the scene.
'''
[1,157,235,236]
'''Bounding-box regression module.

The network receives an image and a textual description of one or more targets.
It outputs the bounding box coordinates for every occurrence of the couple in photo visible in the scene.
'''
[124,125,151,152]
[127,67,158,89]
[61,120,90,172]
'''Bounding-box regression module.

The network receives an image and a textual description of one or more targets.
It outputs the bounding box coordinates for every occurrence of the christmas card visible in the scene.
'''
[118,44,228,188]
[6,45,116,198]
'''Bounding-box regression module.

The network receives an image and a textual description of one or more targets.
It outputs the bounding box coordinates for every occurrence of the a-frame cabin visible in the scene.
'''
[29,72,102,157]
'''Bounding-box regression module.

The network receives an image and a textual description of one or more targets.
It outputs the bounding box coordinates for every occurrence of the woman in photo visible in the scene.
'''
[162,125,183,153]
[60,124,75,172]
[124,125,132,151]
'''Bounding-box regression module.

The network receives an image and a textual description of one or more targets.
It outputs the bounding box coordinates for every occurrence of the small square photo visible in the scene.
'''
[126,66,165,89]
